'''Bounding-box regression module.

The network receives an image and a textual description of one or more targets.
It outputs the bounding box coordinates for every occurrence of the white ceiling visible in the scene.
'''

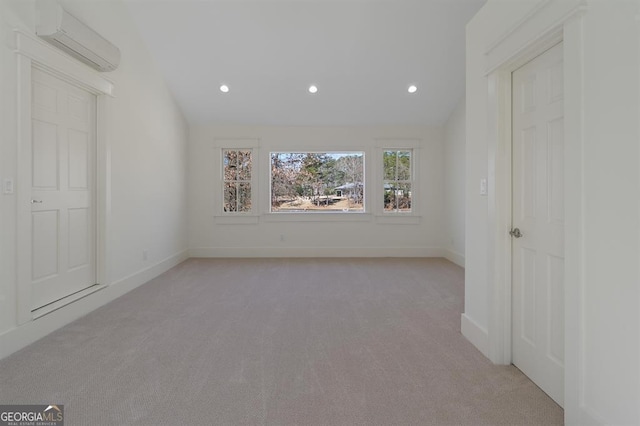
[124,0,485,126]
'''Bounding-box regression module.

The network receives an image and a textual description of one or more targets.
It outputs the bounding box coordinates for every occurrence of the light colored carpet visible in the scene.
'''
[0,258,563,425]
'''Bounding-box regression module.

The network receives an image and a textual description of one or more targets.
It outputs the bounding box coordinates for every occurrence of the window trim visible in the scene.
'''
[210,139,422,224]
[268,150,367,215]
[374,139,421,221]
[213,139,260,223]
[383,149,414,214]
[222,149,253,213]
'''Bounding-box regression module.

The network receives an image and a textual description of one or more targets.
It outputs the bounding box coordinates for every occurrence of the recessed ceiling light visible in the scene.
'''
[220,84,229,93]
[408,85,418,94]
[308,85,318,94]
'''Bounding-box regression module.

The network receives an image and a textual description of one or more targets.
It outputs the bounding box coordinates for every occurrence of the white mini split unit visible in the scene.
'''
[36,2,121,72]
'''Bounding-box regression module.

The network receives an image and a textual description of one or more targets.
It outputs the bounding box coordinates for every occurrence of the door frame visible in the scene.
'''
[483,1,587,395]
[486,32,565,365]
[13,29,114,324]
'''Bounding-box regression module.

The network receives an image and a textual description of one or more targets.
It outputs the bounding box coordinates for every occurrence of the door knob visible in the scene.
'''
[509,228,522,238]
[30,199,43,204]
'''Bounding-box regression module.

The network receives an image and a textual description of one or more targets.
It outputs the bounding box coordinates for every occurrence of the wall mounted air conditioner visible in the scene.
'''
[36,2,120,72]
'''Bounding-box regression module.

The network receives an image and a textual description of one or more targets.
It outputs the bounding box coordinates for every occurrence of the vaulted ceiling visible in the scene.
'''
[124,0,485,126]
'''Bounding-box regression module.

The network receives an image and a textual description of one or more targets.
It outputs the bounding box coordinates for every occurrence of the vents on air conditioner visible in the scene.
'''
[36,1,120,72]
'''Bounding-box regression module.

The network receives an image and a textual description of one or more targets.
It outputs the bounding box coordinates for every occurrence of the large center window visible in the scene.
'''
[270,152,364,213]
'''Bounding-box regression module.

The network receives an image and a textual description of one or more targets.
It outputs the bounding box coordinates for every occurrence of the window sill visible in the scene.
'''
[374,215,421,225]
[213,213,419,225]
[262,212,372,223]
[214,215,260,225]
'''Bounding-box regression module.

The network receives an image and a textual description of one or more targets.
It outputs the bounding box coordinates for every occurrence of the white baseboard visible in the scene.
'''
[461,313,489,358]
[443,249,465,268]
[110,249,188,288]
[0,249,188,360]
[189,246,445,258]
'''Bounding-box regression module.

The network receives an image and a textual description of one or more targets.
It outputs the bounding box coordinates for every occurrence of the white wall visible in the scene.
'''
[465,0,640,424]
[0,0,189,356]
[189,125,445,257]
[443,97,465,267]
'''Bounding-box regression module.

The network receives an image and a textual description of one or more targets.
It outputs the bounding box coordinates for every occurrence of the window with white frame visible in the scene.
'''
[222,149,252,213]
[383,149,412,213]
[270,152,364,213]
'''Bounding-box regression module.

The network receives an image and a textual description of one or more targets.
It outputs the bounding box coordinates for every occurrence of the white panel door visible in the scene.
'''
[30,68,96,310]
[511,42,564,407]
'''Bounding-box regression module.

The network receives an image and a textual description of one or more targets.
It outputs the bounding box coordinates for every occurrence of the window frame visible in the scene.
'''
[222,149,253,213]
[211,139,423,224]
[268,150,367,215]
[214,139,260,224]
[383,149,414,214]
[375,139,421,223]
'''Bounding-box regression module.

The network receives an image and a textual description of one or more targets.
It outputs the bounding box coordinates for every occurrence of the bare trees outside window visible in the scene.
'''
[223,149,252,212]
[383,150,412,212]
[270,152,364,212]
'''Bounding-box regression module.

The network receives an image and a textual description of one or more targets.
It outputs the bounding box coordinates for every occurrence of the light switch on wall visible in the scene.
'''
[480,178,488,196]
[3,178,14,194]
